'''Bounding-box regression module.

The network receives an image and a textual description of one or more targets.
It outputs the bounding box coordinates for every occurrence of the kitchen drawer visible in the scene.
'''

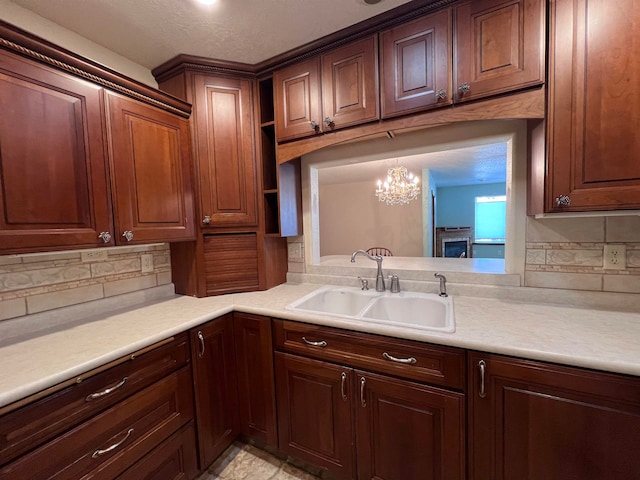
[0,332,190,465]
[273,320,465,390]
[0,366,194,479]
[117,422,198,480]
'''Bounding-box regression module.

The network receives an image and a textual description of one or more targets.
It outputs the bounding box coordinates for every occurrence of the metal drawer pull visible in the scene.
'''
[85,377,128,401]
[341,372,347,401]
[478,360,487,398]
[360,377,366,407]
[92,428,134,458]
[383,352,417,364]
[197,331,205,358]
[302,336,327,347]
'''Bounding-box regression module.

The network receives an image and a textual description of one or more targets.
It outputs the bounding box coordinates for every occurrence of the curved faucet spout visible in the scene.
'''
[351,250,386,292]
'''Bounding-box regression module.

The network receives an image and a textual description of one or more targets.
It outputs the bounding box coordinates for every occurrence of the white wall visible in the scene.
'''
[0,0,157,87]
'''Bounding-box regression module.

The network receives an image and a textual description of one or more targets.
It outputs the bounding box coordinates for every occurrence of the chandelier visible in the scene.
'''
[375,164,420,205]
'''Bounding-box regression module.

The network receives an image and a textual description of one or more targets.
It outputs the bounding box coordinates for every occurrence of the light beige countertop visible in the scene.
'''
[1,281,640,409]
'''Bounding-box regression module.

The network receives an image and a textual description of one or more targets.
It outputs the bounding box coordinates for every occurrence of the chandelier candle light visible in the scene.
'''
[375,163,420,205]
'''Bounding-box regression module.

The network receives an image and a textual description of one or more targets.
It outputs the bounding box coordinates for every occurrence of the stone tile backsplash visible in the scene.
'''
[0,244,172,321]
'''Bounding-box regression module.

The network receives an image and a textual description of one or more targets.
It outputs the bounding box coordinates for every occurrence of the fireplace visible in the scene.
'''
[435,227,472,258]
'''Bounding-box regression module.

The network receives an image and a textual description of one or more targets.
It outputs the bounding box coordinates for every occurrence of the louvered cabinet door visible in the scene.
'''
[203,233,259,295]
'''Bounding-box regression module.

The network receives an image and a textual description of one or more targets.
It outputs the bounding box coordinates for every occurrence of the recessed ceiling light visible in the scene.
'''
[364,0,383,4]
[196,0,217,5]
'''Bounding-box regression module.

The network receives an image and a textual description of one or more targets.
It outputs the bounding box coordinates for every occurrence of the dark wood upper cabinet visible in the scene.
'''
[541,0,640,212]
[380,9,453,118]
[192,74,258,227]
[454,0,545,103]
[321,35,380,131]
[274,58,322,142]
[274,35,379,142]
[0,49,112,252]
[468,351,640,480]
[105,91,196,244]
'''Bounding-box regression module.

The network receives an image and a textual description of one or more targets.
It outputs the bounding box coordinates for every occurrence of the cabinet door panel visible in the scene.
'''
[469,352,640,480]
[454,0,544,102]
[546,0,640,211]
[106,92,195,243]
[191,314,239,469]
[0,50,112,252]
[193,75,257,226]
[275,352,355,479]
[234,313,277,445]
[322,35,379,129]
[274,58,322,141]
[380,9,452,118]
[356,371,465,480]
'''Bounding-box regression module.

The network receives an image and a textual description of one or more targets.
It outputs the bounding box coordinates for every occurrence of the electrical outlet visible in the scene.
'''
[81,250,108,262]
[141,254,154,273]
[603,245,626,270]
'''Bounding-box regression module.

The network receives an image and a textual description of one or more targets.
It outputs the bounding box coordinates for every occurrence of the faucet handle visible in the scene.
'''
[358,276,369,291]
[389,274,400,293]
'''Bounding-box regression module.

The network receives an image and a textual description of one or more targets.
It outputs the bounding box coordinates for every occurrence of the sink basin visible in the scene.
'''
[361,293,454,332]
[288,286,381,317]
[286,286,455,333]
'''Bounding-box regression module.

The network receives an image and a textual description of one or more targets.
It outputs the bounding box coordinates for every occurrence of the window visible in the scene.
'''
[475,195,506,243]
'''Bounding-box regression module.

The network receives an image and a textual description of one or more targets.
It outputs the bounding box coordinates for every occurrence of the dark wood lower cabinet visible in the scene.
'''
[275,351,465,480]
[191,314,240,469]
[468,351,640,480]
[234,313,278,445]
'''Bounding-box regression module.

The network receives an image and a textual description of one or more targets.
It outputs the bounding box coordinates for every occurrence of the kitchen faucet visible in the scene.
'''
[434,272,448,297]
[351,250,385,292]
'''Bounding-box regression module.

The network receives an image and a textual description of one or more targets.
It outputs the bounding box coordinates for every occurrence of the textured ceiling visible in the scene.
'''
[318,143,508,188]
[8,0,414,69]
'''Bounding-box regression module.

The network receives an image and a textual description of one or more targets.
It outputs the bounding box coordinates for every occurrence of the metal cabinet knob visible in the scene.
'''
[555,195,571,207]
[458,83,471,95]
[202,215,212,224]
[122,230,134,242]
[310,120,319,130]
[435,89,447,101]
[98,231,112,243]
[324,117,335,128]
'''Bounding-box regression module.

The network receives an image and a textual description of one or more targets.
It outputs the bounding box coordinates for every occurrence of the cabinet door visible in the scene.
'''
[274,58,322,142]
[380,9,452,118]
[454,0,545,103]
[546,0,640,211]
[321,35,379,130]
[275,352,355,480]
[234,313,277,446]
[0,49,112,252]
[355,371,465,480]
[105,91,195,244]
[191,314,239,469]
[468,352,640,480]
[192,74,257,227]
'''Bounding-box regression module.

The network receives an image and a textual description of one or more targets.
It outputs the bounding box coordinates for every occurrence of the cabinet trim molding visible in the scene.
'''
[0,21,191,118]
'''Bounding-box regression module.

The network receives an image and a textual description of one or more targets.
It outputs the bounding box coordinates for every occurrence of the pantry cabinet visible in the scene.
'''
[380,8,452,118]
[541,0,640,212]
[468,351,640,480]
[453,0,545,103]
[274,35,379,142]
[190,314,239,469]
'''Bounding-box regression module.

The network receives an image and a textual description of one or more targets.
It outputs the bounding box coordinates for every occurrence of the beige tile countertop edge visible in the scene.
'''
[1,282,640,409]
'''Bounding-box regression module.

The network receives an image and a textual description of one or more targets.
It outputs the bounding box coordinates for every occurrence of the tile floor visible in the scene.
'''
[196,442,323,480]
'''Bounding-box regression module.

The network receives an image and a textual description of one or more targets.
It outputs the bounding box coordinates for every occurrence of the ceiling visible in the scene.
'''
[8,0,414,69]
[318,142,508,188]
